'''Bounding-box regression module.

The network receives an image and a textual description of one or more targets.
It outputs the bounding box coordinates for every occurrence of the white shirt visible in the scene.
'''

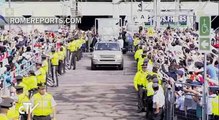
[118,39,124,49]
[176,95,185,111]
[200,94,215,115]
[153,90,165,108]
[147,63,153,72]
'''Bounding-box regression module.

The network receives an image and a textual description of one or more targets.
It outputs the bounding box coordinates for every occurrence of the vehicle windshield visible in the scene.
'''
[95,43,120,51]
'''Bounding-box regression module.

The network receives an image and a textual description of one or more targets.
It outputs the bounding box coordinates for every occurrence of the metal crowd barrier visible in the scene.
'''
[16,52,40,76]
[0,52,40,97]
[163,80,219,120]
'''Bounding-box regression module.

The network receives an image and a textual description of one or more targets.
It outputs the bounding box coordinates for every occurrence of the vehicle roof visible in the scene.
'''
[97,40,118,43]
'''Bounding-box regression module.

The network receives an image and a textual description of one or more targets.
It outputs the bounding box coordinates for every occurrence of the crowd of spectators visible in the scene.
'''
[0,26,97,95]
[133,26,219,120]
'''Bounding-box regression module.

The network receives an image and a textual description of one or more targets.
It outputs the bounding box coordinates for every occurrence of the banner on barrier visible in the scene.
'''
[134,15,188,27]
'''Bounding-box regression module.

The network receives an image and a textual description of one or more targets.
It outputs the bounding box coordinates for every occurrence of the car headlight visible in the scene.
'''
[115,55,122,60]
[93,55,99,59]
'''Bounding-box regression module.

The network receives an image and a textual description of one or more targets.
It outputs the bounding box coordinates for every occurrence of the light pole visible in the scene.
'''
[175,0,180,28]
[131,0,133,34]
[8,0,11,32]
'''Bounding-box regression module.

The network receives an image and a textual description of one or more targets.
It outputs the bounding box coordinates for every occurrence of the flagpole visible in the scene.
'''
[8,0,11,32]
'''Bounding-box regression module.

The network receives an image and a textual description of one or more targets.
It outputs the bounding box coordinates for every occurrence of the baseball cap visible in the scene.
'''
[15,75,23,80]
[153,78,159,83]
[142,59,149,66]
[14,86,23,91]
[177,70,184,76]
[152,83,159,89]
[0,97,14,109]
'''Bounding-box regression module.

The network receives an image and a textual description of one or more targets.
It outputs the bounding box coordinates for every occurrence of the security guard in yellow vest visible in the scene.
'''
[26,70,38,99]
[68,39,77,70]
[137,50,147,71]
[75,38,82,61]
[16,76,28,96]
[133,36,140,51]
[66,40,72,64]
[134,45,143,62]
[0,97,13,120]
[212,90,219,119]
[146,76,163,118]
[35,62,46,84]
[138,52,154,72]
[145,75,155,117]
[31,84,57,120]
[134,59,150,112]
[150,66,162,85]
[50,48,59,87]
[134,59,150,91]
[5,97,19,120]
[78,36,86,60]
[60,43,67,73]
[14,86,29,120]
[58,47,65,75]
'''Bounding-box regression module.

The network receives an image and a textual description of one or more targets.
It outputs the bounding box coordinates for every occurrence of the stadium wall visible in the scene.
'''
[0,2,218,30]
[0,2,218,16]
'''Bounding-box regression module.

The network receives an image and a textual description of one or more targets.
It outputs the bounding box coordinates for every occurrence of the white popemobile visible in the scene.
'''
[91,39,124,70]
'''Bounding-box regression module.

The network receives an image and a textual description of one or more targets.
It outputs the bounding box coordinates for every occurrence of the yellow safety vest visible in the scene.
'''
[137,57,145,71]
[27,76,38,90]
[80,38,86,44]
[134,49,143,61]
[51,52,59,66]
[75,40,79,50]
[42,60,49,73]
[62,46,67,57]
[15,93,29,112]
[146,82,163,96]
[69,41,77,52]
[67,42,71,50]
[36,67,46,84]
[146,82,154,96]
[150,72,162,85]
[133,70,149,91]
[22,77,28,86]
[137,58,153,72]
[133,38,140,46]
[18,82,28,96]
[7,107,19,120]
[78,39,83,48]
[0,114,9,120]
[212,96,219,116]
[32,93,53,116]
[58,51,65,61]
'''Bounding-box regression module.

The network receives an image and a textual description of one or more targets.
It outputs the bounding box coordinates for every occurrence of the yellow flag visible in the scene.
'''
[147,27,154,37]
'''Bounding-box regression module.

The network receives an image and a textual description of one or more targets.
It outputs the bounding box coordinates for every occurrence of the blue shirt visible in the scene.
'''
[128,36,133,43]
[207,64,218,81]
[3,71,12,87]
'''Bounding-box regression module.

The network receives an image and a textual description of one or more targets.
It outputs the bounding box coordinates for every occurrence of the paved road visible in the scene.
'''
[48,53,145,120]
